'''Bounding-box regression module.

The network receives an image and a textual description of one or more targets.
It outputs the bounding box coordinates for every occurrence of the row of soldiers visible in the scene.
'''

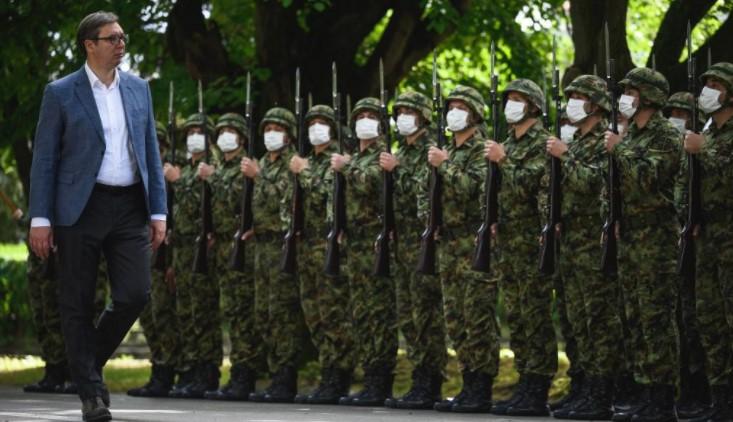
[19,60,733,421]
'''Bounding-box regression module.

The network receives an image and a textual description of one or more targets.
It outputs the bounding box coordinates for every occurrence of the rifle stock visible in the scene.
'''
[324,63,346,277]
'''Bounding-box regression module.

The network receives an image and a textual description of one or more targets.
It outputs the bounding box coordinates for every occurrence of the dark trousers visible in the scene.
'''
[55,183,151,399]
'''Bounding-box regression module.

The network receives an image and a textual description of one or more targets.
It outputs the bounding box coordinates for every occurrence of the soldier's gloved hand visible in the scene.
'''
[428,146,449,167]
[290,156,309,174]
[684,131,705,154]
[241,157,260,178]
[484,140,506,163]
[379,152,399,172]
[546,136,568,158]
[197,162,215,180]
[242,229,254,241]
[330,153,351,172]
[164,163,181,182]
[12,208,24,221]
[604,130,621,152]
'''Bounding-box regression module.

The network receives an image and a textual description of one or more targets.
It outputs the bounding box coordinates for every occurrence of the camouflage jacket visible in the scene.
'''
[253,147,292,235]
[394,128,435,233]
[611,111,680,217]
[341,140,382,236]
[300,141,339,239]
[559,118,608,219]
[209,149,248,235]
[173,159,204,240]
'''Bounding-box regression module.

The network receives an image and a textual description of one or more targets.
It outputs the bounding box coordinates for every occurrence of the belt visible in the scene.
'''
[94,182,141,194]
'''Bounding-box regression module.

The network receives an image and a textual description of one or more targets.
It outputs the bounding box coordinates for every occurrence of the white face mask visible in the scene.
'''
[446,108,469,132]
[504,100,526,124]
[308,123,331,146]
[560,124,578,142]
[216,132,239,153]
[264,130,286,151]
[186,133,205,154]
[618,94,638,119]
[355,118,380,140]
[396,113,419,136]
[668,117,687,134]
[698,86,723,114]
[566,98,588,123]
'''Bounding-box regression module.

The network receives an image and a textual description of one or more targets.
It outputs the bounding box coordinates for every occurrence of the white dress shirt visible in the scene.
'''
[31,63,164,227]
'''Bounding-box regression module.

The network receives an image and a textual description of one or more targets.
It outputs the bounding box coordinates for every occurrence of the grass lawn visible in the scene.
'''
[0,243,27,261]
[0,350,571,400]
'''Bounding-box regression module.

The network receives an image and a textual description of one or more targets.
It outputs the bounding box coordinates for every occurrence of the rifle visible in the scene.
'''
[324,62,347,277]
[678,21,701,277]
[416,52,445,275]
[538,37,563,275]
[281,68,306,274]
[229,73,255,271]
[471,41,500,273]
[153,81,176,271]
[192,80,214,274]
[600,22,622,276]
[373,59,396,277]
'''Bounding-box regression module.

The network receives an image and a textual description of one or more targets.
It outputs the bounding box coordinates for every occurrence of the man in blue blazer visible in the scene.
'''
[28,11,166,422]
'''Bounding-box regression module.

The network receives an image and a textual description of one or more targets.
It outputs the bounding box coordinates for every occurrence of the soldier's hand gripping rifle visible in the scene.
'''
[192,80,214,274]
[229,73,255,271]
[678,21,701,277]
[416,52,444,275]
[153,81,176,271]
[539,37,563,275]
[600,23,622,276]
[324,62,347,277]
[281,68,306,274]
[472,41,500,273]
[373,59,397,277]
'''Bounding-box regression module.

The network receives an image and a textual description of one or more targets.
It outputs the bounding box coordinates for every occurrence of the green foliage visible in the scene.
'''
[0,258,33,349]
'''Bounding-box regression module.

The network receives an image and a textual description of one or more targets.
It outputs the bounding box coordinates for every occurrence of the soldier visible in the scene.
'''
[198,113,263,400]
[677,62,733,421]
[244,107,305,403]
[663,92,712,418]
[428,85,498,414]
[604,67,681,421]
[545,75,623,419]
[291,105,356,404]
[485,79,557,416]
[331,97,398,406]
[165,113,223,399]
[128,121,181,398]
[380,92,447,410]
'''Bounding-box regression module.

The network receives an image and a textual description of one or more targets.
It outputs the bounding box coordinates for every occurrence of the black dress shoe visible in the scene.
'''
[81,396,111,422]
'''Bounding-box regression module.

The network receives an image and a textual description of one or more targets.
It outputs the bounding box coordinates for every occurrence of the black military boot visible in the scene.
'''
[553,374,593,418]
[505,373,551,416]
[630,384,676,422]
[249,366,297,403]
[689,384,733,422]
[23,362,67,393]
[613,377,648,421]
[677,371,712,420]
[451,371,493,413]
[168,366,197,398]
[178,362,220,399]
[491,373,529,414]
[204,364,256,401]
[294,368,330,404]
[434,370,473,412]
[551,371,586,412]
[303,367,352,404]
[339,365,393,406]
[561,376,614,420]
[385,365,442,409]
[127,364,175,397]
[81,396,111,422]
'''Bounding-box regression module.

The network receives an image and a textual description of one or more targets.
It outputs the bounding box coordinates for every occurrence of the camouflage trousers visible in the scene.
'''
[298,234,355,371]
[620,213,679,386]
[254,234,306,373]
[439,227,499,376]
[554,273,581,378]
[496,219,558,378]
[138,267,180,368]
[27,253,108,365]
[395,230,447,373]
[695,219,733,386]
[346,228,398,371]
[173,236,222,370]
[677,271,708,385]
[558,215,623,377]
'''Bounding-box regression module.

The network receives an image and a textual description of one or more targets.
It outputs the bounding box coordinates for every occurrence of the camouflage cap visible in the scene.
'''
[700,62,733,94]
[503,78,545,113]
[393,91,432,123]
[259,107,297,139]
[350,97,381,124]
[445,85,485,122]
[664,91,694,113]
[306,104,336,126]
[215,112,248,139]
[618,67,669,108]
[564,74,611,112]
[182,113,215,134]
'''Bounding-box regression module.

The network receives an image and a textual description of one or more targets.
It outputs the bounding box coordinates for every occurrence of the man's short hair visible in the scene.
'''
[76,11,119,57]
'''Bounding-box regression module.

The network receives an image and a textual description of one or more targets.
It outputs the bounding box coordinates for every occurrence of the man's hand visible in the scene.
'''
[163,163,181,183]
[331,153,351,172]
[29,226,53,259]
[379,152,399,172]
[484,140,506,163]
[241,157,260,179]
[290,156,309,174]
[604,130,621,153]
[428,146,449,168]
[197,162,215,180]
[684,131,705,154]
[546,137,568,158]
[150,219,166,250]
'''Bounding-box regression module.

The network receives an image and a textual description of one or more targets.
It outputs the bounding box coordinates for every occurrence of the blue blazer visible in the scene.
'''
[29,66,167,227]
